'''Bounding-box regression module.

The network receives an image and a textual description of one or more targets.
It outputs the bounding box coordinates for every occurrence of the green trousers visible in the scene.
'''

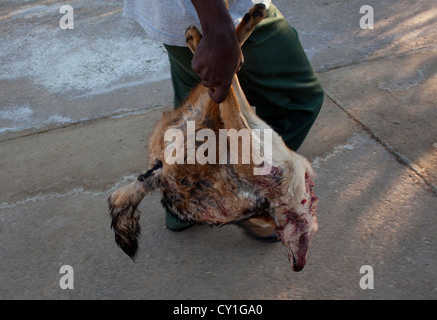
[164,4,324,151]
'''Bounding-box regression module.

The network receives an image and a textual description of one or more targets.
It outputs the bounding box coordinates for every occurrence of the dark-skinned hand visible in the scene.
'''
[191,0,243,103]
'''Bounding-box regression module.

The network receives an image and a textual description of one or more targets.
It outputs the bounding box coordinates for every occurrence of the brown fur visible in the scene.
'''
[108,4,318,271]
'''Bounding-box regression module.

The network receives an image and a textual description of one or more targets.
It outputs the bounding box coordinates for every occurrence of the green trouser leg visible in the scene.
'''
[163,4,324,229]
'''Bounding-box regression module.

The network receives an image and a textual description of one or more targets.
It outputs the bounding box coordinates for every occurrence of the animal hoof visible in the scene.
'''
[250,3,267,19]
[243,3,268,26]
[185,25,202,52]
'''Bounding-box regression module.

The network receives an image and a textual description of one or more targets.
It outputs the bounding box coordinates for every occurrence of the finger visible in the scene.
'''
[201,76,220,88]
[209,86,230,104]
[191,54,203,76]
[201,80,215,88]
[238,55,244,72]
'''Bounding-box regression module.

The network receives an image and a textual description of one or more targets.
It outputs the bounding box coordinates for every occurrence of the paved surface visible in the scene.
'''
[0,0,436,299]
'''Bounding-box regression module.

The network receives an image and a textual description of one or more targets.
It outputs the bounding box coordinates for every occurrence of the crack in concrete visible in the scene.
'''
[324,90,437,194]
[0,174,138,210]
[0,104,169,143]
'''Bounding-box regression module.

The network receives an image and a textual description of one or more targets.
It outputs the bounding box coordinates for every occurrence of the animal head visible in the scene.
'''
[274,173,318,271]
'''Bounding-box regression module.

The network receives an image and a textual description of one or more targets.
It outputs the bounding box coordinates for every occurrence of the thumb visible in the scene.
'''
[209,85,230,104]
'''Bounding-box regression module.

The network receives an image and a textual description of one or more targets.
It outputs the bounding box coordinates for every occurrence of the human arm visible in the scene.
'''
[190,0,243,103]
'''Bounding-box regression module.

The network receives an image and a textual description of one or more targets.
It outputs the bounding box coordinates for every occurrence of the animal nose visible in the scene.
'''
[293,262,304,272]
[288,251,305,272]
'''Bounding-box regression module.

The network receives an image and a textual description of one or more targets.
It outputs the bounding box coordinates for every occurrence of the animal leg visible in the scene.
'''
[185,25,249,131]
[185,25,202,54]
[236,3,268,45]
[184,2,267,52]
[219,3,268,131]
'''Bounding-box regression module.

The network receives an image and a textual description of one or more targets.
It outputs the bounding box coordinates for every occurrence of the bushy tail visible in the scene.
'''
[108,161,162,260]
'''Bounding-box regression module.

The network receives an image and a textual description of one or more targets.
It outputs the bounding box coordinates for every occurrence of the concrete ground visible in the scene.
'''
[0,0,436,299]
